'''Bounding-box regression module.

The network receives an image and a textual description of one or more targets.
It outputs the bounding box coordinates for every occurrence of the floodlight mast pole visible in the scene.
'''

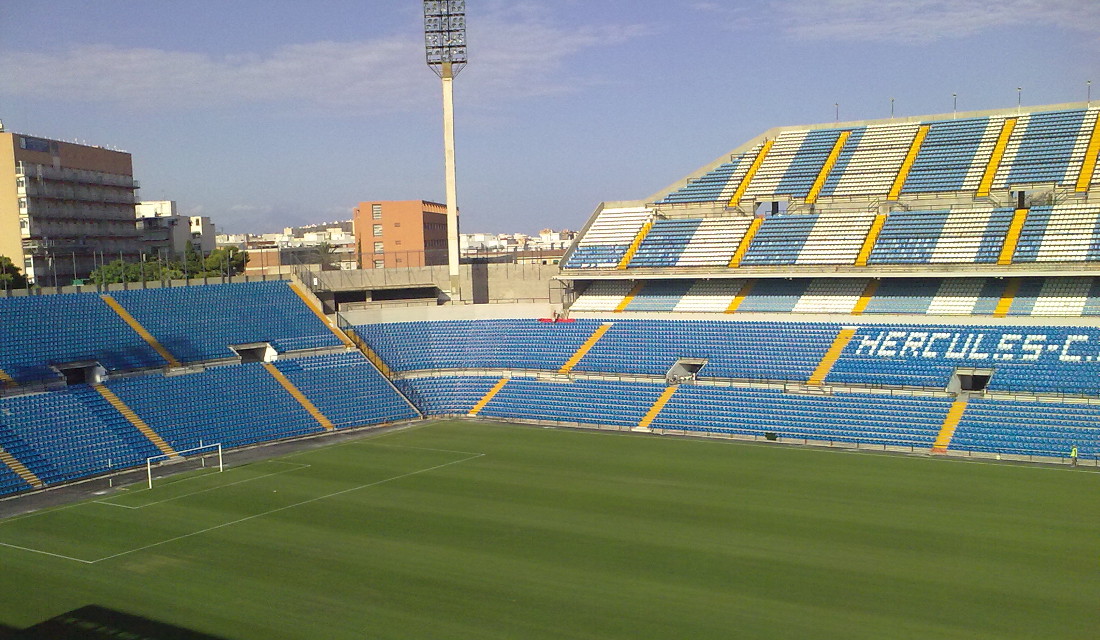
[424,1,467,302]
[441,61,460,299]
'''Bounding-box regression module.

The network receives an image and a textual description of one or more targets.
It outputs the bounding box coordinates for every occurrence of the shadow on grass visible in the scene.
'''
[6,605,229,640]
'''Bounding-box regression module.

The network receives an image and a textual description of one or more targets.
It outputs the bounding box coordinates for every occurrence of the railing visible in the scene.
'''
[15,162,138,189]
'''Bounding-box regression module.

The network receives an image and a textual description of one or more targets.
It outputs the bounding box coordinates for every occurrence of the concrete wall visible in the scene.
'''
[308,263,563,306]
[341,302,556,325]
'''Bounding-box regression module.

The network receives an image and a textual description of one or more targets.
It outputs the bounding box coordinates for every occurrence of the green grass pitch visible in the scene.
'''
[0,420,1097,639]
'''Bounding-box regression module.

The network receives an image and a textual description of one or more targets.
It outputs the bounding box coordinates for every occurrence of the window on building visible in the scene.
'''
[371,204,382,219]
[372,224,383,236]
[373,242,384,253]
[395,240,402,246]
[373,260,385,269]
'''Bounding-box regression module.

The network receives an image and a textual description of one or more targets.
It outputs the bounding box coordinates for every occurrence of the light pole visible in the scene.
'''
[952,93,957,119]
[1088,80,1092,108]
[834,103,839,122]
[424,0,467,301]
[1017,87,1022,114]
[890,97,895,119]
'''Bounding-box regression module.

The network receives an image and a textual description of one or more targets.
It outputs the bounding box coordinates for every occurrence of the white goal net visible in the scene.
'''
[146,442,223,489]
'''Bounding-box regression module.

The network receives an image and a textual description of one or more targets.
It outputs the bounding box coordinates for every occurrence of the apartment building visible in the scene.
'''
[0,131,142,285]
[352,200,450,269]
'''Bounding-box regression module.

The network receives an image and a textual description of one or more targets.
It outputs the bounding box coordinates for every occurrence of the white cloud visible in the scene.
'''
[700,0,1100,43]
[0,6,651,113]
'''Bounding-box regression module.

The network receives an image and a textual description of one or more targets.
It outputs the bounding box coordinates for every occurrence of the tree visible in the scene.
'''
[311,242,339,271]
[89,259,142,285]
[89,256,186,285]
[0,256,28,290]
[203,246,248,276]
[86,247,249,284]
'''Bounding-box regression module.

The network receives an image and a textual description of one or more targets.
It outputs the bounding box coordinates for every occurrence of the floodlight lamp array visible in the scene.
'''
[424,0,467,75]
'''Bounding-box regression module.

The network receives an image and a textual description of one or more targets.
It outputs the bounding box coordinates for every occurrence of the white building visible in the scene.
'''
[136,200,216,257]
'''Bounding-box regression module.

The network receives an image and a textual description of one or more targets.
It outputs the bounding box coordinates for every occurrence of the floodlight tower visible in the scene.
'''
[424,0,467,300]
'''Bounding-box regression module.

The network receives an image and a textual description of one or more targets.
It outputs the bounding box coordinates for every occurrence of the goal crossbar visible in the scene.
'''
[146,443,223,489]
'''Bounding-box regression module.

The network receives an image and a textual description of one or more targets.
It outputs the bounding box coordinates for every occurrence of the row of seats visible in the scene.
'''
[828,324,1100,396]
[0,463,28,495]
[741,212,873,266]
[562,207,649,269]
[656,107,1099,205]
[997,110,1094,186]
[0,352,415,496]
[354,319,609,372]
[564,204,1100,271]
[954,397,1100,458]
[111,280,341,362]
[0,386,159,485]
[272,352,419,428]
[360,318,841,382]
[361,318,1100,397]
[0,280,342,384]
[0,293,167,383]
[398,374,1092,458]
[571,276,1100,317]
[867,208,1013,264]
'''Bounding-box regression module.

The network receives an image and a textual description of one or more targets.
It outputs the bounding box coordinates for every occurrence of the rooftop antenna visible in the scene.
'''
[424,0,467,301]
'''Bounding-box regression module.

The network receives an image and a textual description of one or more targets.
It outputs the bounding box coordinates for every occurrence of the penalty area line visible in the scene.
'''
[87,451,485,564]
[94,462,312,510]
[0,541,95,564]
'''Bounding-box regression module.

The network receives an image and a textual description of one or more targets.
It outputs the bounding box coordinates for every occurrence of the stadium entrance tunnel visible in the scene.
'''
[332,285,442,310]
[755,199,790,216]
[949,368,994,393]
[53,361,106,386]
[667,358,708,384]
[230,343,277,364]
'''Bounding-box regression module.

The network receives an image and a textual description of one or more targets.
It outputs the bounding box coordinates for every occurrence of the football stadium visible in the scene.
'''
[1,98,1099,638]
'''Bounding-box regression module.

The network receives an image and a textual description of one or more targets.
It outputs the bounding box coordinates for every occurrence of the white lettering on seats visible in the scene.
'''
[968,334,990,360]
[995,334,1022,360]
[1020,335,1047,361]
[1060,335,1089,362]
[876,331,907,357]
[855,332,883,356]
[899,332,928,357]
[923,332,952,358]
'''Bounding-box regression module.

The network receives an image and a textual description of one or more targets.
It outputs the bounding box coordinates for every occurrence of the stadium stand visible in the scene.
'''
[353,319,609,372]
[0,280,414,496]
[0,386,160,485]
[109,280,343,362]
[0,292,167,384]
[2,102,1099,498]
[271,352,420,428]
[570,276,1100,317]
[952,397,1100,459]
[649,386,954,448]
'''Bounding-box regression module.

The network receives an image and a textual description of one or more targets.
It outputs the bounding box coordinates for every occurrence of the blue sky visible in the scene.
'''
[1,1,1097,234]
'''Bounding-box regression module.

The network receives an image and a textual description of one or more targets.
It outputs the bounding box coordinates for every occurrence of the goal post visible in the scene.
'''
[146,443,223,490]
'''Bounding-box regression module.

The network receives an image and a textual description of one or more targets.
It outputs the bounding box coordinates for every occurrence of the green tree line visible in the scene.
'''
[0,247,248,289]
[89,246,248,285]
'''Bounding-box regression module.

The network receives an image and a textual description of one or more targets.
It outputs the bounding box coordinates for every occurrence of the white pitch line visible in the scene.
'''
[358,442,487,457]
[0,541,94,564]
[94,463,311,510]
[87,451,484,564]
